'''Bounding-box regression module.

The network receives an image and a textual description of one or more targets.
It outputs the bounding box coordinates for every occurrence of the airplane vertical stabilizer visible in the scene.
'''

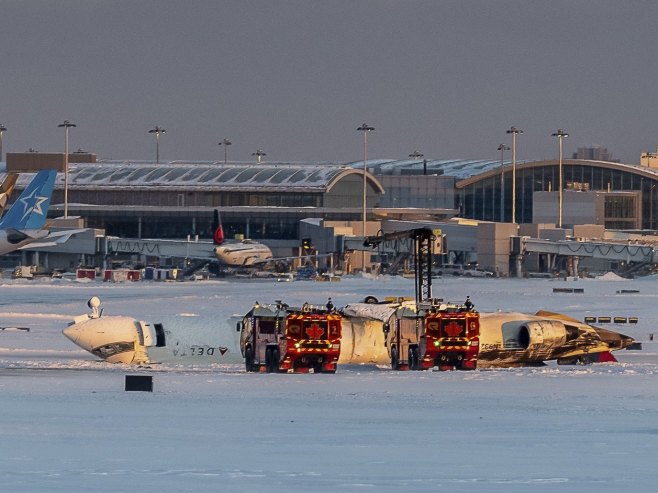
[0,173,19,214]
[0,169,57,230]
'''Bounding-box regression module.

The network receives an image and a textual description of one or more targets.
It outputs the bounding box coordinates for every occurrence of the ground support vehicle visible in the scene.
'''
[239,300,341,373]
[384,299,480,371]
[385,305,423,370]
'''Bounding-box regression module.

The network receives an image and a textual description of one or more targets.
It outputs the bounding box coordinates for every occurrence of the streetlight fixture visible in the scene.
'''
[252,149,266,163]
[0,124,6,162]
[497,143,510,222]
[551,129,569,228]
[409,150,427,175]
[218,138,232,164]
[357,123,375,269]
[58,120,77,218]
[148,126,166,163]
[506,126,523,223]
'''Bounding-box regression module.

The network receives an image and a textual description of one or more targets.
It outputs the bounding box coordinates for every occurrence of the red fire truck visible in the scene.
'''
[384,299,480,371]
[362,228,480,371]
[418,300,479,370]
[239,300,342,373]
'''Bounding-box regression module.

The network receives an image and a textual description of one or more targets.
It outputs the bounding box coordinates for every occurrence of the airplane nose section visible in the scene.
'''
[62,324,95,352]
[63,324,80,343]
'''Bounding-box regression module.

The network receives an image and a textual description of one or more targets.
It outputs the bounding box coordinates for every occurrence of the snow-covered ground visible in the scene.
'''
[1,275,658,492]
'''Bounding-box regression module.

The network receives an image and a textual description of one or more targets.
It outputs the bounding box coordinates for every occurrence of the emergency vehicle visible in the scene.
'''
[239,300,341,373]
[384,299,480,370]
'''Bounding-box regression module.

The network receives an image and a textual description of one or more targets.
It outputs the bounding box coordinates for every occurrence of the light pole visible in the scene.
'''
[0,124,6,162]
[58,120,76,218]
[649,185,656,231]
[218,138,232,164]
[409,150,426,175]
[497,144,510,222]
[252,149,266,163]
[148,126,166,163]
[506,126,523,223]
[552,129,569,228]
[357,123,374,269]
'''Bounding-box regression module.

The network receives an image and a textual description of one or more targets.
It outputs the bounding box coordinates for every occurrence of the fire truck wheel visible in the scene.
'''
[391,346,400,370]
[265,347,279,373]
[408,346,420,371]
[244,346,255,372]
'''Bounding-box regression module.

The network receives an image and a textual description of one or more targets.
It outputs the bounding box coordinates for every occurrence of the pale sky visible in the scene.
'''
[2,0,658,165]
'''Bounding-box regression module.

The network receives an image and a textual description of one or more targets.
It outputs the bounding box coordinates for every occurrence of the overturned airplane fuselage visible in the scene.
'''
[63,298,634,368]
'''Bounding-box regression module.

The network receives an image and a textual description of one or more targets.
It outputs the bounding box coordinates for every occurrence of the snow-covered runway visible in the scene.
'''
[1,275,658,492]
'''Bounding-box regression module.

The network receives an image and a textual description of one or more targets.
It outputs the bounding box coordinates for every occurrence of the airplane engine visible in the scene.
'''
[518,320,568,350]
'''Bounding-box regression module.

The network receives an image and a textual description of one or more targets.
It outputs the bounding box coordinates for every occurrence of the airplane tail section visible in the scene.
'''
[0,173,19,214]
[0,169,57,230]
[213,209,225,245]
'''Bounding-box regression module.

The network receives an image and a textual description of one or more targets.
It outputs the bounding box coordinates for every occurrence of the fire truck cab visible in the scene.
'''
[239,300,341,373]
[384,299,480,371]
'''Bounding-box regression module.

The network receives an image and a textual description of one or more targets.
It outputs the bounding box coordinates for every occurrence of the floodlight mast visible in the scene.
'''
[551,129,569,228]
[357,123,374,270]
[149,126,166,163]
[497,144,510,221]
[58,120,77,218]
[506,126,523,223]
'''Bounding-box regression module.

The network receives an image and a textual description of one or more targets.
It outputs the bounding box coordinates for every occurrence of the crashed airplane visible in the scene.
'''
[62,296,634,369]
[341,300,634,368]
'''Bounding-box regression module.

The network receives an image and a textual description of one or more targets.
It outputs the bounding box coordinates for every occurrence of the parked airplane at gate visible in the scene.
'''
[0,169,57,255]
[211,210,273,266]
[62,296,634,367]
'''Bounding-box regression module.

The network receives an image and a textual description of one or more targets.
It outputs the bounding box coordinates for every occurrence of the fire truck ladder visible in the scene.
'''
[363,228,435,304]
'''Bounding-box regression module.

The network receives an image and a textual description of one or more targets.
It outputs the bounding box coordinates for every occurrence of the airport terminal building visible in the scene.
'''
[4,152,658,275]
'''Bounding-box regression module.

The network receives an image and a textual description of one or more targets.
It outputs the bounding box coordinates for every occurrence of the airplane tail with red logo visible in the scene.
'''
[212,209,225,245]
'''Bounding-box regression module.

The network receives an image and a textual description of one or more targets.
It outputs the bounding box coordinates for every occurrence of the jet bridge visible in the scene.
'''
[520,238,656,263]
[104,237,215,260]
[512,236,658,277]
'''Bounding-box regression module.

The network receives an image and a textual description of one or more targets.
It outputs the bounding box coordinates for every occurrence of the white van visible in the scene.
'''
[435,264,464,276]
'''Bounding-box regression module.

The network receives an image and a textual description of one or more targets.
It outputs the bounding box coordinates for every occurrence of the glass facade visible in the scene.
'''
[83,210,305,240]
[460,162,658,229]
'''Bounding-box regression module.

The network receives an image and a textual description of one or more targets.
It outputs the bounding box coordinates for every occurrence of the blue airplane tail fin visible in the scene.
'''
[0,169,57,230]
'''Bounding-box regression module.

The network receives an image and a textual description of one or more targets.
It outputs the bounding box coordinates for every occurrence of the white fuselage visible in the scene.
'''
[213,240,273,266]
[0,229,49,256]
[63,300,632,367]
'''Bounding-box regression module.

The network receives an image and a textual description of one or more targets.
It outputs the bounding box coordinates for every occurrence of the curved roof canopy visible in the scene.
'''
[348,158,520,179]
[7,161,385,194]
[456,159,658,188]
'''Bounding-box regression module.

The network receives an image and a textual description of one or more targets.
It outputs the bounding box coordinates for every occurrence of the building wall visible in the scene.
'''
[476,222,518,276]
[6,152,96,172]
[533,191,600,226]
[377,174,456,209]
